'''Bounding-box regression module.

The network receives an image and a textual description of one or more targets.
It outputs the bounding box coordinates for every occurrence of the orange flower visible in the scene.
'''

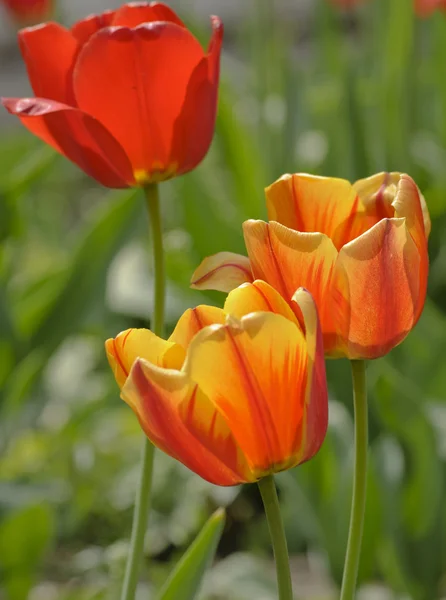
[2,2,222,188]
[2,0,52,25]
[192,173,430,360]
[106,281,328,486]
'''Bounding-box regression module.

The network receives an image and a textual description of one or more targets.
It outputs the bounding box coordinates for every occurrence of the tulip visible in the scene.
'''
[191,172,430,360]
[106,281,328,486]
[414,0,446,16]
[2,2,223,188]
[2,0,52,25]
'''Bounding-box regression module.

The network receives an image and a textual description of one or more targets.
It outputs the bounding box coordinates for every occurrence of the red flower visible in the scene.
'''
[415,0,446,16]
[2,2,223,188]
[2,0,52,25]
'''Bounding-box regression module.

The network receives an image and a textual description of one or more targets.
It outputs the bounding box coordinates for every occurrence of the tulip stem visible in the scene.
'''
[340,360,368,600]
[120,183,165,600]
[258,475,293,600]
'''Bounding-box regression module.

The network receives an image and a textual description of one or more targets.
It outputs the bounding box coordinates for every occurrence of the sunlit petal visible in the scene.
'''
[191,251,253,292]
[123,359,253,485]
[243,220,339,351]
[335,218,421,359]
[184,313,309,477]
[224,280,299,325]
[105,328,185,388]
[168,305,225,349]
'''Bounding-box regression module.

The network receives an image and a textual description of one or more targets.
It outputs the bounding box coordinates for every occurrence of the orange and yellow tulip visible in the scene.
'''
[192,172,430,360]
[106,281,328,486]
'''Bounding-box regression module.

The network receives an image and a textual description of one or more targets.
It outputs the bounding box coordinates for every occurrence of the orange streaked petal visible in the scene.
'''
[352,171,399,217]
[191,252,253,292]
[105,328,185,388]
[291,289,328,463]
[243,220,339,350]
[391,174,430,323]
[184,312,309,477]
[335,218,421,359]
[123,359,253,485]
[168,305,225,349]
[265,173,369,250]
[224,280,299,326]
[74,23,205,178]
[391,174,430,248]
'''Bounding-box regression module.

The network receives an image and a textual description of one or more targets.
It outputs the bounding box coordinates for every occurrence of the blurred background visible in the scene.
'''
[1,0,446,598]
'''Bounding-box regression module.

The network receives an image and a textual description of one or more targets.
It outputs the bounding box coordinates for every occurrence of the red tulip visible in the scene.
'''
[2,2,223,188]
[415,0,446,16]
[1,0,52,25]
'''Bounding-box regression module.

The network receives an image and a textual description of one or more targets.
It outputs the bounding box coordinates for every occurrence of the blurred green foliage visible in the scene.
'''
[1,0,446,599]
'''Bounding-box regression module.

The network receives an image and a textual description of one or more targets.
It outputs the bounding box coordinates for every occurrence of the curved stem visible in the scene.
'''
[258,475,293,600]
[120,184,165,600]
[340,360,368,600]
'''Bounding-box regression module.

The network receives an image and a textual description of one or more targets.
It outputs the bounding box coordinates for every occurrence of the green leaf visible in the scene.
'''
[157,508,226,600]
[0,503,55,600]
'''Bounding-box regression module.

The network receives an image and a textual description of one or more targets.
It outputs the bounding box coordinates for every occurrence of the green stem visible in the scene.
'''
[120,184,165,600]
[340,360,368,600]
[258,475,293,600]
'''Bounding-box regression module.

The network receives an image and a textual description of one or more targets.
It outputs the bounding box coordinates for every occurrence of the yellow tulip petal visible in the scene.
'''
[105,328,185,388]
[184,312,309,477]
[122,359,253,485]
[336,217,421,359]
[265,173,367,250]
[190,251,253,292]
[291,288,328,463]
[243,220,340,352]
[224,280,299,326]
[168,305,225,349]
[391,174,430,323]
[353,171,399,215]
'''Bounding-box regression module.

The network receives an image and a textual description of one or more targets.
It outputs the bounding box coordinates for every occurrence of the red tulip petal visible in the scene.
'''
[18,23,79,104]
[124,360,253,485]
[111,2,186,27]
[74,23,205,182]
[2,97,134,188]
[172,16,223,175]
[415,0,442,16]
[70,11,116,45]
[336,218,421,359]
[207,16,224,83]
[3,0,51,23]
